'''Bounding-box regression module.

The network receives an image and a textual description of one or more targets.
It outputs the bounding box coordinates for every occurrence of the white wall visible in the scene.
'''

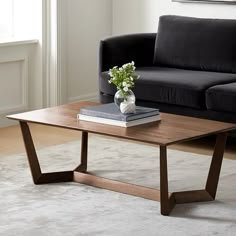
[0,0,43,127]
[0,0,113,127]
[112,0,236,35]
[112,0,157,34]
[64,0,112,102]
[0,41,42,127]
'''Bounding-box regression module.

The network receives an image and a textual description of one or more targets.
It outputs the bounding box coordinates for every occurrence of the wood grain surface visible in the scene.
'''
[7,101,236,146]
[8,101,236,146]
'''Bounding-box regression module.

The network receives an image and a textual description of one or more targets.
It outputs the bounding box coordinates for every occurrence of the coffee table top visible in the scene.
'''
[7,101,236,146]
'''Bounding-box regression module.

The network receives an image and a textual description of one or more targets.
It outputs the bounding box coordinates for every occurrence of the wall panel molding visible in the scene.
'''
[0,57,29,116]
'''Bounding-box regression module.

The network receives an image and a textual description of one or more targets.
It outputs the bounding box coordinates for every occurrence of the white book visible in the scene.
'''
[78,114,161,127]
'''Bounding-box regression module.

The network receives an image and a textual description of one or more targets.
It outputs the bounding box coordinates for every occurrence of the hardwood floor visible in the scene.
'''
[0,124,235,160]
[0,124,81,157]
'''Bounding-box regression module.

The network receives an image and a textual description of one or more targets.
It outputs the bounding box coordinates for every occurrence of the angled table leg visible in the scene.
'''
[74,131,88,173]
[160,146,175,215]
[19,121,74,184]
[19,121,42,183]
[205,133,227,199]
[164,132,228,215]
[19,121,229,215]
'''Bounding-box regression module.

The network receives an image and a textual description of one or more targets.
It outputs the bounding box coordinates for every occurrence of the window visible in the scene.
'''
[0,0,14,39]
[0,0,41,41]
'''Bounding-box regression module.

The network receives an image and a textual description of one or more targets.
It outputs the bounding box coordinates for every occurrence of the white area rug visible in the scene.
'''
[0,135,235,236]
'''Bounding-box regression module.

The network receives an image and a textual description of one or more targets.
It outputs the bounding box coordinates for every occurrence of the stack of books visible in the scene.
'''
[78,103,160,127]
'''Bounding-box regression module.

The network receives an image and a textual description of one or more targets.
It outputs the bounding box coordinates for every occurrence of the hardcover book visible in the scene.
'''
[78,114,161,127]
[79,103,159,122]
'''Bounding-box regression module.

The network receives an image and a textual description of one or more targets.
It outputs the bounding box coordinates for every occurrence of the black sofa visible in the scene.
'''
[99,15,236,124]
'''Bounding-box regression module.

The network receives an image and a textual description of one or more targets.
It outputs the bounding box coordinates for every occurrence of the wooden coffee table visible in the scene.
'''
[7,101,236,215]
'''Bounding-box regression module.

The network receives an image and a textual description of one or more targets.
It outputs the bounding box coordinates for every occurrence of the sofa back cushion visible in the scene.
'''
[153,15,236,73]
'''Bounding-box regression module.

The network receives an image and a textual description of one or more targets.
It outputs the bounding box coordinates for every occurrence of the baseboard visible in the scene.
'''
[68,92,99,103]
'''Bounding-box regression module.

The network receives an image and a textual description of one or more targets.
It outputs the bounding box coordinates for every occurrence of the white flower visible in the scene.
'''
[123,86,129,92]
[122,63,128,69]
[107,62,138,91]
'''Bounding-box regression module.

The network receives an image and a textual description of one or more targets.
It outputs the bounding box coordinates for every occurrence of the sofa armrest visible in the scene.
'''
[99,33,156,72]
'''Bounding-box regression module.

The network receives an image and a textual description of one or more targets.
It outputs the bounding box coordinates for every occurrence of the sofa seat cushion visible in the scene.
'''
[100,67,236,109]
[206,83,236,113]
